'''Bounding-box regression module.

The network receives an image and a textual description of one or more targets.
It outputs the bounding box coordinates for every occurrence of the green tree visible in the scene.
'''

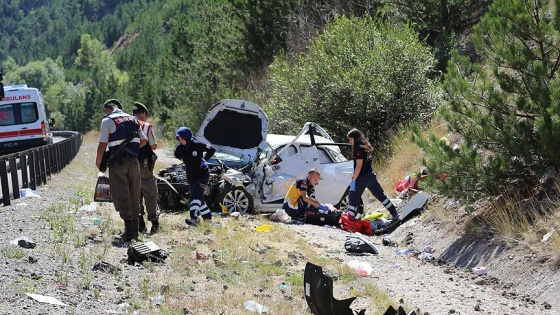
[164,0,246,136]
[386,0,491,72]
[417,0,560,200]
[74,33,129,129]
[266,15,440,146]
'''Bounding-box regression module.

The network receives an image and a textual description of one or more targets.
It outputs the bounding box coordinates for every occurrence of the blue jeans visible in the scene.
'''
[348,172,398,218]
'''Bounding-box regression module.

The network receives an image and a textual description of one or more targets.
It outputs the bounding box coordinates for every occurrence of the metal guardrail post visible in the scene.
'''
[38,148,47,185]
[29,150,41,190]
[0,161,10,206]
[45,145,52,176]
[21,154,29,188]
[9,156,19,199]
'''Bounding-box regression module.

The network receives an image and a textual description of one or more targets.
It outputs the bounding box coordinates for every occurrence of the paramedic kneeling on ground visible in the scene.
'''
[282,168,330,220]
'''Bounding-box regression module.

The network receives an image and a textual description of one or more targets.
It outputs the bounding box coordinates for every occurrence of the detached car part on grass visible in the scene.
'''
[156,99,366,214]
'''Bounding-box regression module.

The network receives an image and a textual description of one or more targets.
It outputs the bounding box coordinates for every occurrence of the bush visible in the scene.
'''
[265,15,441,146]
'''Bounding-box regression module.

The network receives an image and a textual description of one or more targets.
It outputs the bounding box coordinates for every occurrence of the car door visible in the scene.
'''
[301,145,354,205]
[261,145,321,203]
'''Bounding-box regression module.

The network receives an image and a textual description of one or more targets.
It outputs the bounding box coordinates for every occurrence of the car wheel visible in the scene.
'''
[337,188,364,215]
[217,186,254,215]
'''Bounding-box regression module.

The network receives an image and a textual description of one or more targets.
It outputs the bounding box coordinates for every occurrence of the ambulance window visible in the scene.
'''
[21,102,38,123]
[0,104,15,126]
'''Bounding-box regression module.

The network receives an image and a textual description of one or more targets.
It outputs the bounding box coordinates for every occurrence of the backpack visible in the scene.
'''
[340,213,372,235]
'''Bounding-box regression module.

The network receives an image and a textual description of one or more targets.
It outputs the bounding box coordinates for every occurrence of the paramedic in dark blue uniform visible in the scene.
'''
[174,126,216,226]
[346,128,399,221]
[132,102,160,234]
[95,99,147,242]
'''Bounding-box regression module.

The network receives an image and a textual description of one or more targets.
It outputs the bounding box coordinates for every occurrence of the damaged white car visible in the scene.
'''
[157,99,366,214]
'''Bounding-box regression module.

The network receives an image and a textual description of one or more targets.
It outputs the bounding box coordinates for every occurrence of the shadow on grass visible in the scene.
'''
[438,232,507,268]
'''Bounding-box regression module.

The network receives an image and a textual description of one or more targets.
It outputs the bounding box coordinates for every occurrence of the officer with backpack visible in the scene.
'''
[95,99,147,243]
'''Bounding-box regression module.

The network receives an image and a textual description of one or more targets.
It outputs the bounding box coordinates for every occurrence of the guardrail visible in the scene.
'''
[0,131,82,206]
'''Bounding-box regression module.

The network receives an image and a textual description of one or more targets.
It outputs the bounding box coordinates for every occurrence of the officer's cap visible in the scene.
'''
[132,102,148,115]
[103,99,122,110]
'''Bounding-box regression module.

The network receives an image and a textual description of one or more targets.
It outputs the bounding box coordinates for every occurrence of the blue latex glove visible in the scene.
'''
[350,179,356,191]
[200,159,207,168]
[318,204,329,214]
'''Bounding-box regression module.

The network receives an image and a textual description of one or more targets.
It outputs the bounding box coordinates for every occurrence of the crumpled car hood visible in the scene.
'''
[195,99,268,163]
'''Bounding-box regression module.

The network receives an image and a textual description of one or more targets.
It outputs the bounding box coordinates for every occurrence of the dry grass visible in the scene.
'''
[137,213,397,314]
[375,120,447,197]
[470,185,560,258]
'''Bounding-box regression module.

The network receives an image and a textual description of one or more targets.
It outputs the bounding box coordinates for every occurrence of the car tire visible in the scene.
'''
[217,186,254,215]
[337,188,364,215]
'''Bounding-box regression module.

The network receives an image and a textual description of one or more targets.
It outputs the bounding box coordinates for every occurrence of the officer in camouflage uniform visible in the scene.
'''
[132,102,160,234]
[95,99,147,242]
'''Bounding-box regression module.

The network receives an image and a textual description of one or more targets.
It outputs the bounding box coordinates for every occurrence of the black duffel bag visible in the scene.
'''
[304,209,342,226]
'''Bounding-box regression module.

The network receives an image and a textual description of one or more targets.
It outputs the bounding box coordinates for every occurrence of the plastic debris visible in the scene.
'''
[19,188,40,198]
[279,282,287,294]
[542,230,554,243]
[255,224,271,232]
[79,202,98,212]
[347,260,373,277]
[244,300,269,314]
[472,266,487,276]
[394,248,411,255]
[80,217,101,226]
[10,236,36,249]
[422,245,435,253]
[25,293,67,306]
[269,209,291,223]
[154,294,164,306]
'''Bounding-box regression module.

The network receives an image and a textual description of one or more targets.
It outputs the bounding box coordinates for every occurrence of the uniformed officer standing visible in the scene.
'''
[95,99,147,242]
[132,102,160,234]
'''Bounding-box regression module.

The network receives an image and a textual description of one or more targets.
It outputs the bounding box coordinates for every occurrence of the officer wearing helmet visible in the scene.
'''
[132,102,160,234]
[95,99,147,243]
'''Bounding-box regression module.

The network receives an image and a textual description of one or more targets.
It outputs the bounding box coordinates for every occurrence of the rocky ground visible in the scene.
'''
[0,134,558,315]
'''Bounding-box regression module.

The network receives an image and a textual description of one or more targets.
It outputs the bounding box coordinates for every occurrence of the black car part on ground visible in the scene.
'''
[156,161,247,213]
[156,164,190,212]
[304,262,366,315]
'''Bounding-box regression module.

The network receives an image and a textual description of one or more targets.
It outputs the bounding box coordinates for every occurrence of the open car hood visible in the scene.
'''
[196,99,268,163]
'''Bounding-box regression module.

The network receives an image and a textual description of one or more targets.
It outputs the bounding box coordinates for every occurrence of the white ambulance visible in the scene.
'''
[0,84,55,155]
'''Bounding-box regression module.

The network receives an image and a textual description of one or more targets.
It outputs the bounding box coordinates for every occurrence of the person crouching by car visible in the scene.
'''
[174,126,216,226]
[282,168,331,221]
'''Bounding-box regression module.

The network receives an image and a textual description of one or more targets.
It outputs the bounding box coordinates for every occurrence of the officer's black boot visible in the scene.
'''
[150,219,159,234]
[121,220,138,242]
[138,216,147,233]
[131,220,139,241]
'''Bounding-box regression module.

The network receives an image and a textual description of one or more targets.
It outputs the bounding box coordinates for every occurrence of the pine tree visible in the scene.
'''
[417,0,560,199]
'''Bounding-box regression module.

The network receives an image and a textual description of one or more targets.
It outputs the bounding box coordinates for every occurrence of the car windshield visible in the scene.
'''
[208,152,251,169]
